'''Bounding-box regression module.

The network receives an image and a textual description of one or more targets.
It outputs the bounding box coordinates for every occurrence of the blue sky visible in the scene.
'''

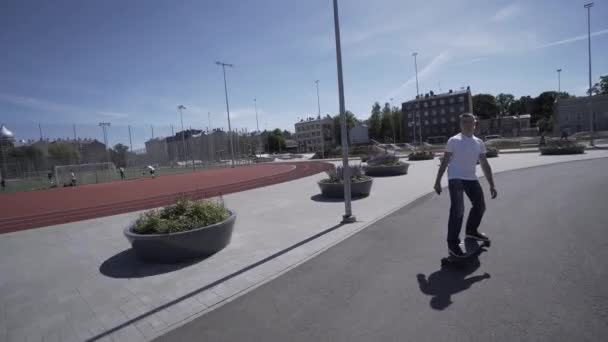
[1,0,607,148]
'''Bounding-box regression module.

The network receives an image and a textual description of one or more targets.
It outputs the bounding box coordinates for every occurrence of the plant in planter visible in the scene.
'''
[485,147,499,158]
[408,150,435,161]
[364,154,410,176]
[124,198,236,262]
[318,164,373,198]
[540,139,585,155]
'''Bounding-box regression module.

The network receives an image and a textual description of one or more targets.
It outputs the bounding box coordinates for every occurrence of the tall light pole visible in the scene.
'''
[177,105,189,166]
[98,122,111,162]
[557,68,562,93]
[315,80,325,158]
[389,97,396,143]
[584,3,595,146]
[412,52,421,144]
[332,0,355,223]
[216,61,236,167]
[254,98,261,156]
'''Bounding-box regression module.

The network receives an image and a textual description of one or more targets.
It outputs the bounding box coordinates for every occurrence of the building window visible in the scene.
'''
[425,120,429,125]
[424,102,428,108]
[458,96,464,102]
[441,118,447,124]
[415,103,420,109]
[424,111,429,116]
[441,108,446,114]
[450,107,455,113]
[449,98,455,104]
[460,105,465,112]
[431,109,437,116]
[441,127,447,133]
[432,100,437,106]
[432,118,438,124]
[408,113,412,118]
[450,117,456,122]
[440,99,445,105]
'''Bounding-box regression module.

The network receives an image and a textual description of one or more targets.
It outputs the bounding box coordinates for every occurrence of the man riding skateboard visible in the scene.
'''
[434,113,497,258]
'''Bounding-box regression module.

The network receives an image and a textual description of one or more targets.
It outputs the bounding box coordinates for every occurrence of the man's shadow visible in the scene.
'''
[417,252,491,310]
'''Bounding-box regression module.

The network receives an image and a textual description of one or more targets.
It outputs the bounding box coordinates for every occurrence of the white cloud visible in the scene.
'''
[385,50,452,101]
[536,28,608,49]
[491,4,523,22]
[0,92,132,120]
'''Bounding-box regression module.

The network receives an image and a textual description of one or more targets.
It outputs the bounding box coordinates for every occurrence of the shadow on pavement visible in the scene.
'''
[99,249,204,278]
[310,194,368,203]
[417,255,491,310]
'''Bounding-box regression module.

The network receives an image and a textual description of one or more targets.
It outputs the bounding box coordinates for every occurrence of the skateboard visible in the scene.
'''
[441,238,490,267]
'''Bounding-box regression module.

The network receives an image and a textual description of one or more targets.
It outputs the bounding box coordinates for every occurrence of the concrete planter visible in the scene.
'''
[408,152,435,161]
[364,162,409,177]
[540,146,585,155]
[318,178,373,198]
[124,210,236,263]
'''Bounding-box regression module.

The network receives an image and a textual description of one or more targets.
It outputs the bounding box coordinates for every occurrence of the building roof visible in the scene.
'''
[402,89,470,105]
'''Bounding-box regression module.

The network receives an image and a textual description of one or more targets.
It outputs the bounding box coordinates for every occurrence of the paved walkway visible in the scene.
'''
[157,158,608,342]
[1,151,608,341]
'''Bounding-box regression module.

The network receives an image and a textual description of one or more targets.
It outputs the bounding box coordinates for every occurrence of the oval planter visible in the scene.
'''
[540,146,585,155]
[124,210,237,263]
[364,162,409,177]
[318,178,373,198]
[408,152,435,161]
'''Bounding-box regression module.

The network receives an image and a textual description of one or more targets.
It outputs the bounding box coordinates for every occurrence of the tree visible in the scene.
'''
[496,93,515,116]
[267,129,286,153]
[48,143,79,166]
[110,143,129,167]
[472,94,499,119]
[381,103,394,142]
[591,75,608,95]
[333,111,357,145]
[368,102,382,140]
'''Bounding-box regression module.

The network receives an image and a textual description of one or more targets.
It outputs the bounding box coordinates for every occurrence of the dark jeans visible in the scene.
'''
[448,179,486,245]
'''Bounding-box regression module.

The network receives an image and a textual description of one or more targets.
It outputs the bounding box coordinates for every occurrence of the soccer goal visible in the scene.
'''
[54,162,117,186]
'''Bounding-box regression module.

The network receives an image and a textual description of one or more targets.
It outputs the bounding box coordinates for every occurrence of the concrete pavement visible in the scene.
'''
[1,151,608,341]
[157,158,608,342]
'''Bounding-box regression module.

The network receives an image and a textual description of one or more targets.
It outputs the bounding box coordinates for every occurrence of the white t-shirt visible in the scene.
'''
[446,133,486,180]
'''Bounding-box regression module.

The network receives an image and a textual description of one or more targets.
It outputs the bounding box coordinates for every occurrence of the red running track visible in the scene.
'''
[0,162,332,234]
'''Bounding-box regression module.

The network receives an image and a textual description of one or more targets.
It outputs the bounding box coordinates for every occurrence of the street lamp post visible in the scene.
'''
[584,3,595,146]
[557,68,562,93]
[332,0,355,223]
[177,105,194,170]
[254,98,261,156]
[315,80,325,158]
[216,61,236,167]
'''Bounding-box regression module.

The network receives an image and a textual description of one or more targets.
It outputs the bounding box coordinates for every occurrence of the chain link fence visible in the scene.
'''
[0,123,260,193]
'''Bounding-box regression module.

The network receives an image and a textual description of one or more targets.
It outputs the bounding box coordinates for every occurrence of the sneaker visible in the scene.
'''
[466,231,490,242]
[448,243,466,258]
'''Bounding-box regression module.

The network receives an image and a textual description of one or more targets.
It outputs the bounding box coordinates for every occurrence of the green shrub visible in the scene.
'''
[408,150,435,161]
[367,154,402,166]
[131,198,230,235]
[485,147,499,158]
[321,164,370,183]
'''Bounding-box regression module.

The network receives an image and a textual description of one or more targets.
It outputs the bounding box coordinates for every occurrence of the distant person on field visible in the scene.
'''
[147,165,156,178]
[1,178,6,191]
[119,167,125,180]
[48,171,53,184]
[70,171,77,186]
[434,113,498,258]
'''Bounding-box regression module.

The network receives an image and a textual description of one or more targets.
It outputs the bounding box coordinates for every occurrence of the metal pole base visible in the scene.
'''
[341,215,357,224]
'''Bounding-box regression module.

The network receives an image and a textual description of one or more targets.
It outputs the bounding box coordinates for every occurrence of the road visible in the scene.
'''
[156,158,608,342]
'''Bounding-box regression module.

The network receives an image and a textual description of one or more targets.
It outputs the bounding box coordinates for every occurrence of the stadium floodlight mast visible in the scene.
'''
[315,80,325,158]
[216,61,236,168]
[332,0,355,223]
[556,68,562,93]
[98,122,111,162]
